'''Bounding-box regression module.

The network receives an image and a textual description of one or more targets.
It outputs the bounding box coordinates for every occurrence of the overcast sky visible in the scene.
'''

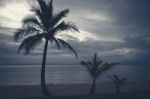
[0,0,150,66]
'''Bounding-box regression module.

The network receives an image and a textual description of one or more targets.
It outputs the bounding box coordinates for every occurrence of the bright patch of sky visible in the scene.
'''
[0,1,31,28]
[0,0,115,42]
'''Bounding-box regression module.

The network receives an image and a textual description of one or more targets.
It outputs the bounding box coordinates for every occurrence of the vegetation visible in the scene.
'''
[14,0,79,96]
[80,53,118,95]
[107,74,126,94]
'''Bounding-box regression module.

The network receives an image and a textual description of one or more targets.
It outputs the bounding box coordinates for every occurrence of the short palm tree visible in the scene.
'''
[107,74,126,94]
[14,0,79,96]
[80,53,118,95]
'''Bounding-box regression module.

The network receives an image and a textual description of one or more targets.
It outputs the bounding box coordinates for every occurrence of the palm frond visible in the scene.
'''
[81,61,91,71]
[81,61,88,66]
[81,53,119,79]
[49,37,60,49]
[81,60,97,78]
[102,63,116,72]
[107,75,115,81]
[105,63,119,71]
[51,21,79,35]
[96,60,103,68]
[107,74,127,86]
[113,74,120,81]
[96,62,116,75]
[37,0,47,12]
[17,33,45,54]
[96,63,106,74]
[87,61,96,76]
[93,53,101,71]
[81,61,94,77]
[57,39,78,58]
[50,9,70,27]
[31,7,43,23]
[14,27,39,41]
[93,53,97,65]
[47,0,53,19]
[87,61,94,69]
[22,15,43,30]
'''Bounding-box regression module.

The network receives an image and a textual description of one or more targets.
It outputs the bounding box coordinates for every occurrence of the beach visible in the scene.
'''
[0,82,150,99]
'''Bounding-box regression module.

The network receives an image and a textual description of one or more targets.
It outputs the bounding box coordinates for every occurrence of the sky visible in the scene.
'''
[0,0,150,66]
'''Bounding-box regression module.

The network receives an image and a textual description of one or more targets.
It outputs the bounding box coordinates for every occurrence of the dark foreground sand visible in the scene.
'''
[0,82,150,99]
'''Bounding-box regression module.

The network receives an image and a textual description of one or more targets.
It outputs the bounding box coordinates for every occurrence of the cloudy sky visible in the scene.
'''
[0,0,150,66]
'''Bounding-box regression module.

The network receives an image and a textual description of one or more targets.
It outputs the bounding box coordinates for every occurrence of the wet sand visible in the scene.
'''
[0,82,150,99]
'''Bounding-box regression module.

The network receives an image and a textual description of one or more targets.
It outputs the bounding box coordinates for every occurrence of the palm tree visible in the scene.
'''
[80,53,118,95]
[14,0,79,96]
[107,74,126,94]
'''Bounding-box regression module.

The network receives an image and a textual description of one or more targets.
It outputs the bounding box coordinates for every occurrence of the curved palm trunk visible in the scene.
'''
[90,78,96,95]
[41,39,52,96]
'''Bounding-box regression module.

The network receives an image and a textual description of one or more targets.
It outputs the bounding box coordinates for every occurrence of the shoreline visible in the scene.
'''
[0,82,150,99]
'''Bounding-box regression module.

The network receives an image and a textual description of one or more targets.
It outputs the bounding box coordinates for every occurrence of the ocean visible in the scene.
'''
[0,65,150,86]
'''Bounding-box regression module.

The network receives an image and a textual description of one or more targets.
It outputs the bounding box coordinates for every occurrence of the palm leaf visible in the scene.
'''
[87,61,96,77]
[52,21,79,35]
[81,61,91,71]
[31,0,54,29]
[113,74,120,81]
[96,63,107,74]
[37,0,47,12]
[108,74,126,86]
[96,63,116,76]
[22,15,43,30]
[93,53,97,66]
[81,53,119,79]
[81,61,94,77]
[31,7,43,24]
[17,33,45,54]
[107,75,115,81]
[57,39,78,58]
[49,37,60,49]
[87,61,94,70]
[96,60,103,68]
[47,0,53,19]
[14,27,39,41]
[50,9,70,27]
[103,63,119,72]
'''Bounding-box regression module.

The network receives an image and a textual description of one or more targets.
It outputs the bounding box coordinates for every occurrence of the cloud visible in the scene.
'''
[0,0,31,28]
[0,0,150,66]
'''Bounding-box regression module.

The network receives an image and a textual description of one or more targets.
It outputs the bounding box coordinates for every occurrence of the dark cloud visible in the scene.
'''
[53,0,150,41]
[0,0,150,66]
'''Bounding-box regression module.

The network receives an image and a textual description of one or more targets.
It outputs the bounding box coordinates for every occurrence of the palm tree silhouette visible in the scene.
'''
[80,53,118,95]
[107,74,126,94]
[14,0,79,96]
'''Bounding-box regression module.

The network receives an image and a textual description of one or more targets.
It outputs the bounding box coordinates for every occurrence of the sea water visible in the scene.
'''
[0,65,150,86]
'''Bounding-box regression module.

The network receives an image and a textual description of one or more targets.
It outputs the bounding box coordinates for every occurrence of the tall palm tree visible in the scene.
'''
[107,74,126,94]
[14,0,79,96]
[81,53,118,95]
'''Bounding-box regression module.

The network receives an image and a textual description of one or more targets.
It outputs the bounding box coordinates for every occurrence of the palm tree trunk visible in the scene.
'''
[90,78,96,95]
[41,39,52,96]
[116,85,120,94]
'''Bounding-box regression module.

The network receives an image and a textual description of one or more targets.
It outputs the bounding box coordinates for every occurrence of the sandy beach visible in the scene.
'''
[0,82,150,99]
